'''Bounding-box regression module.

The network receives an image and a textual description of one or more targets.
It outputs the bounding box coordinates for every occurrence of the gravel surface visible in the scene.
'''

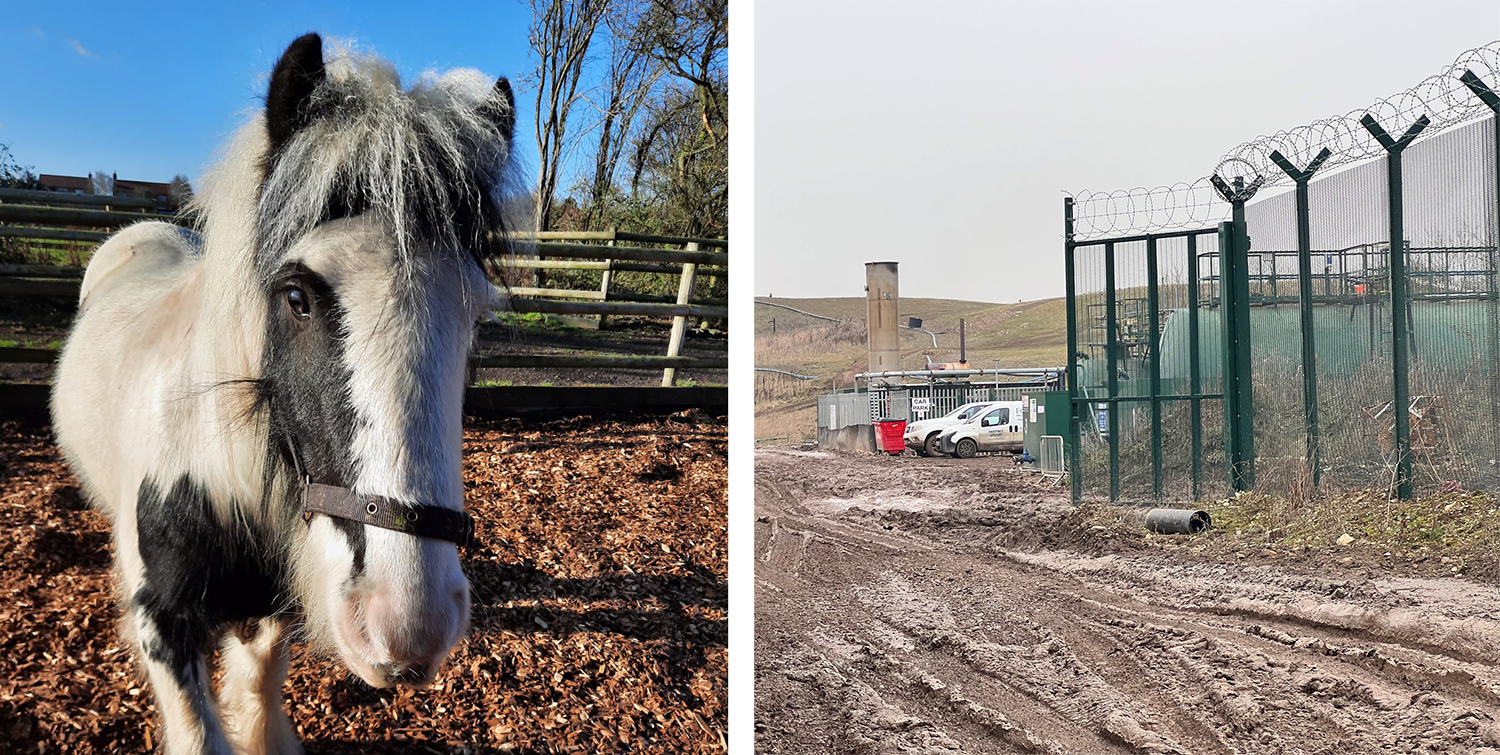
[0,414,726,754]
[755,448,1500,755]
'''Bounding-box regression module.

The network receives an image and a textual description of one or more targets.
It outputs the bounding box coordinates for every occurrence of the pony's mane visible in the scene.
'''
[191,41,524,286]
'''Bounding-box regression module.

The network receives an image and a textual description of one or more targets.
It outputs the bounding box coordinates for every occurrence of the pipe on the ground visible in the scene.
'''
[1143,508,1212,535]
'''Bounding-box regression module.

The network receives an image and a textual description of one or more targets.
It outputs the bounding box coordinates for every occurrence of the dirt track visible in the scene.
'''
[754,448,1500,754]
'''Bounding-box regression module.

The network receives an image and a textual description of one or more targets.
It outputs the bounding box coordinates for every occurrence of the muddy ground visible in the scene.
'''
[1,415,726,754]
[755,448,1500,754]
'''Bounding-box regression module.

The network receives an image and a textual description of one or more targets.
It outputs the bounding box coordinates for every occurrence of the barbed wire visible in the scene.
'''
[1069,179,1230,241]
[1070,41,1500,242]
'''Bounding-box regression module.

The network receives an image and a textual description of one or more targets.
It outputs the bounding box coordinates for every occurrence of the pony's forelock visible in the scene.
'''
[250,41,524,289]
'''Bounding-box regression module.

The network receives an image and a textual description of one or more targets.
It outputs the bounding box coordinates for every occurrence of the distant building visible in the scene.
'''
[37,172,179,213]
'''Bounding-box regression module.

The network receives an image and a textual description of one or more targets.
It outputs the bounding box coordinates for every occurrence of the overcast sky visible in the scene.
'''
[754,0,1500,303]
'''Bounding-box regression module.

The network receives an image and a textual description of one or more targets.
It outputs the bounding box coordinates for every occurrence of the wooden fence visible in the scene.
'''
[0,188,727,386]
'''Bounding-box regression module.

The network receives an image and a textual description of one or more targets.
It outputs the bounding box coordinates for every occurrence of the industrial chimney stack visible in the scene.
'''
[865,261,899,387]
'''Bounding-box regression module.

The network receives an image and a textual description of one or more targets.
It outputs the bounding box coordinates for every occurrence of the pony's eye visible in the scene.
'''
[285,285,311,320]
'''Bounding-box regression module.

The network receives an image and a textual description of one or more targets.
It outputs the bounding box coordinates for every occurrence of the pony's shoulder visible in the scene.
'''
[79,221,200,308]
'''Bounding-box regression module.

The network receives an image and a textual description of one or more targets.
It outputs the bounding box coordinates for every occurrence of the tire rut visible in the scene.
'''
[755,450,1500,755]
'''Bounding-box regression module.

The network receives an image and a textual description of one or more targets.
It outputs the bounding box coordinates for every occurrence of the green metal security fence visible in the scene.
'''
[1066,44,1500,504]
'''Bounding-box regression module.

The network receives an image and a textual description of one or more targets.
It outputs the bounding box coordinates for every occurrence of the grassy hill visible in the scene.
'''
[754,295,1067,443]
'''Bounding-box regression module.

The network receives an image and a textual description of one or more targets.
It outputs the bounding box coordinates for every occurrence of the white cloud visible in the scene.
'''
[65,37,97,59]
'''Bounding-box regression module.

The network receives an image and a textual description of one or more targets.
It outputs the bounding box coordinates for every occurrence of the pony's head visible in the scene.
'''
[228,33,518,687]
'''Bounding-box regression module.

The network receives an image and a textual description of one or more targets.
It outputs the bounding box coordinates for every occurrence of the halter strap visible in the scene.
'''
[301,482,473,548]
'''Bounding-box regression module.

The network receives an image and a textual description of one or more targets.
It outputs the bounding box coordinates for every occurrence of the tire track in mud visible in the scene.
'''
[755,449,1500,755]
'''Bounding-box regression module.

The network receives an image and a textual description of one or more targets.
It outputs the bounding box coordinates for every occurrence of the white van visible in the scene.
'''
[903,401,998,456]
[935,401,1024,458]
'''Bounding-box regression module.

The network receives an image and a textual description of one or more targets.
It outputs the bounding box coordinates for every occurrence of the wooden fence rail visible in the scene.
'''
[0,204,191,228]
[0,200,728,384]
[0,347,724,371]
[518,229,728,249]
[523,240,727,266]
[0,227,114,244]
[0,187,157,211]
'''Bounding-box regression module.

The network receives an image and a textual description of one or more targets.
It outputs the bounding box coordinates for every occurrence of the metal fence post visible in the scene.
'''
[1187,234,1203,501]
[1146,236,1162,500]
[1360,113,1430,500]
[1064,198,1082,504]
[1460,69,1500,483]
[1212,173,1262,492]
[661,242,700,387]
[1105,240,1120,502]
[1270,147,1332,488]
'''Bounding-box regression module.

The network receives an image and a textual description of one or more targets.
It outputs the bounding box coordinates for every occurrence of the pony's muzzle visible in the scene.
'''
[336,581,469,688]
[378,661,433,687]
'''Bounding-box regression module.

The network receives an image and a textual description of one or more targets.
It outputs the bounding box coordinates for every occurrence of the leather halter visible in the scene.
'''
[300,482,473,548]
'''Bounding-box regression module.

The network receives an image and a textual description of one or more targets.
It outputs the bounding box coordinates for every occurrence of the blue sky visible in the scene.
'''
[0,1,540,185]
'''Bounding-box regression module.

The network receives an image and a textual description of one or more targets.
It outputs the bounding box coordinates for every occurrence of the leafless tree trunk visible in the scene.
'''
[624,0,728,237]
[581,3,661,229]
[528,0,609,233]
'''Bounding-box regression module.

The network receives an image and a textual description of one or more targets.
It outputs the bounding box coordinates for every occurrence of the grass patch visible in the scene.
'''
[1194,488,1500,576]
[1207,489,1500,555]
[0,338,62,349]
[491,312,573,331]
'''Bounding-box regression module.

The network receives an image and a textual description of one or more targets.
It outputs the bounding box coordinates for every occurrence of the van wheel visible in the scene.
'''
[922,433,939,457]
[955,438,978,459]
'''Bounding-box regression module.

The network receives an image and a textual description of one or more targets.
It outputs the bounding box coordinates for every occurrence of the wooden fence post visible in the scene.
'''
[598,231,616,329]
[661,242,699,387]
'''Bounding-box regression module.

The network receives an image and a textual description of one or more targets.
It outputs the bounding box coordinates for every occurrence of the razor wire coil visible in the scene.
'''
[1070,41,1500,242]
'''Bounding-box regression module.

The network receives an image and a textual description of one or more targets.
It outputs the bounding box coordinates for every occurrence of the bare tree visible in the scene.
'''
[627,0,727,234]
[527,0,609,233]
[628,80,727,236]
[0,144,40,189]
[169,174,194,208]
[91,170,115,196]
[576,2,662,229]
[632,0,727,139]
[622,0,728,237]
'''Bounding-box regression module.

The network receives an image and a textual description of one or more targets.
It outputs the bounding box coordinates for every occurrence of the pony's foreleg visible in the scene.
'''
[126,606,233,755]
[220,618,301,755]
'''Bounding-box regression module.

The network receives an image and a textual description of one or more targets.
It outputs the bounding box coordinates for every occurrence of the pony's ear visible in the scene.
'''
[481,77,516,143]
[266,33,326,153]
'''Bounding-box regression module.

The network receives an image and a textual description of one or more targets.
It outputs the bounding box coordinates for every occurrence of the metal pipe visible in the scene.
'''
[1144,508,1212,535]
[901,324,938,348]
[855,367,1060,380]
[755,299,838,322]
[755,367,820,380]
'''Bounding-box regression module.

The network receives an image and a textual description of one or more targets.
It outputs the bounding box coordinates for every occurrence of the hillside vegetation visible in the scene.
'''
[754,296,1067,443]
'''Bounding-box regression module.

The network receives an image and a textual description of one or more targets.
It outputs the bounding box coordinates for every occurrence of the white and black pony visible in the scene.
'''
[51,34,521,755]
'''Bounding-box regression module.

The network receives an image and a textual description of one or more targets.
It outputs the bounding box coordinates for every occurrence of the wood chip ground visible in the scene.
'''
[0,414,727,753]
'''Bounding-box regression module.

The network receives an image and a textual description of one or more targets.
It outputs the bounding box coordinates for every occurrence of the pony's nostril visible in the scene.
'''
[378,661,430,685]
